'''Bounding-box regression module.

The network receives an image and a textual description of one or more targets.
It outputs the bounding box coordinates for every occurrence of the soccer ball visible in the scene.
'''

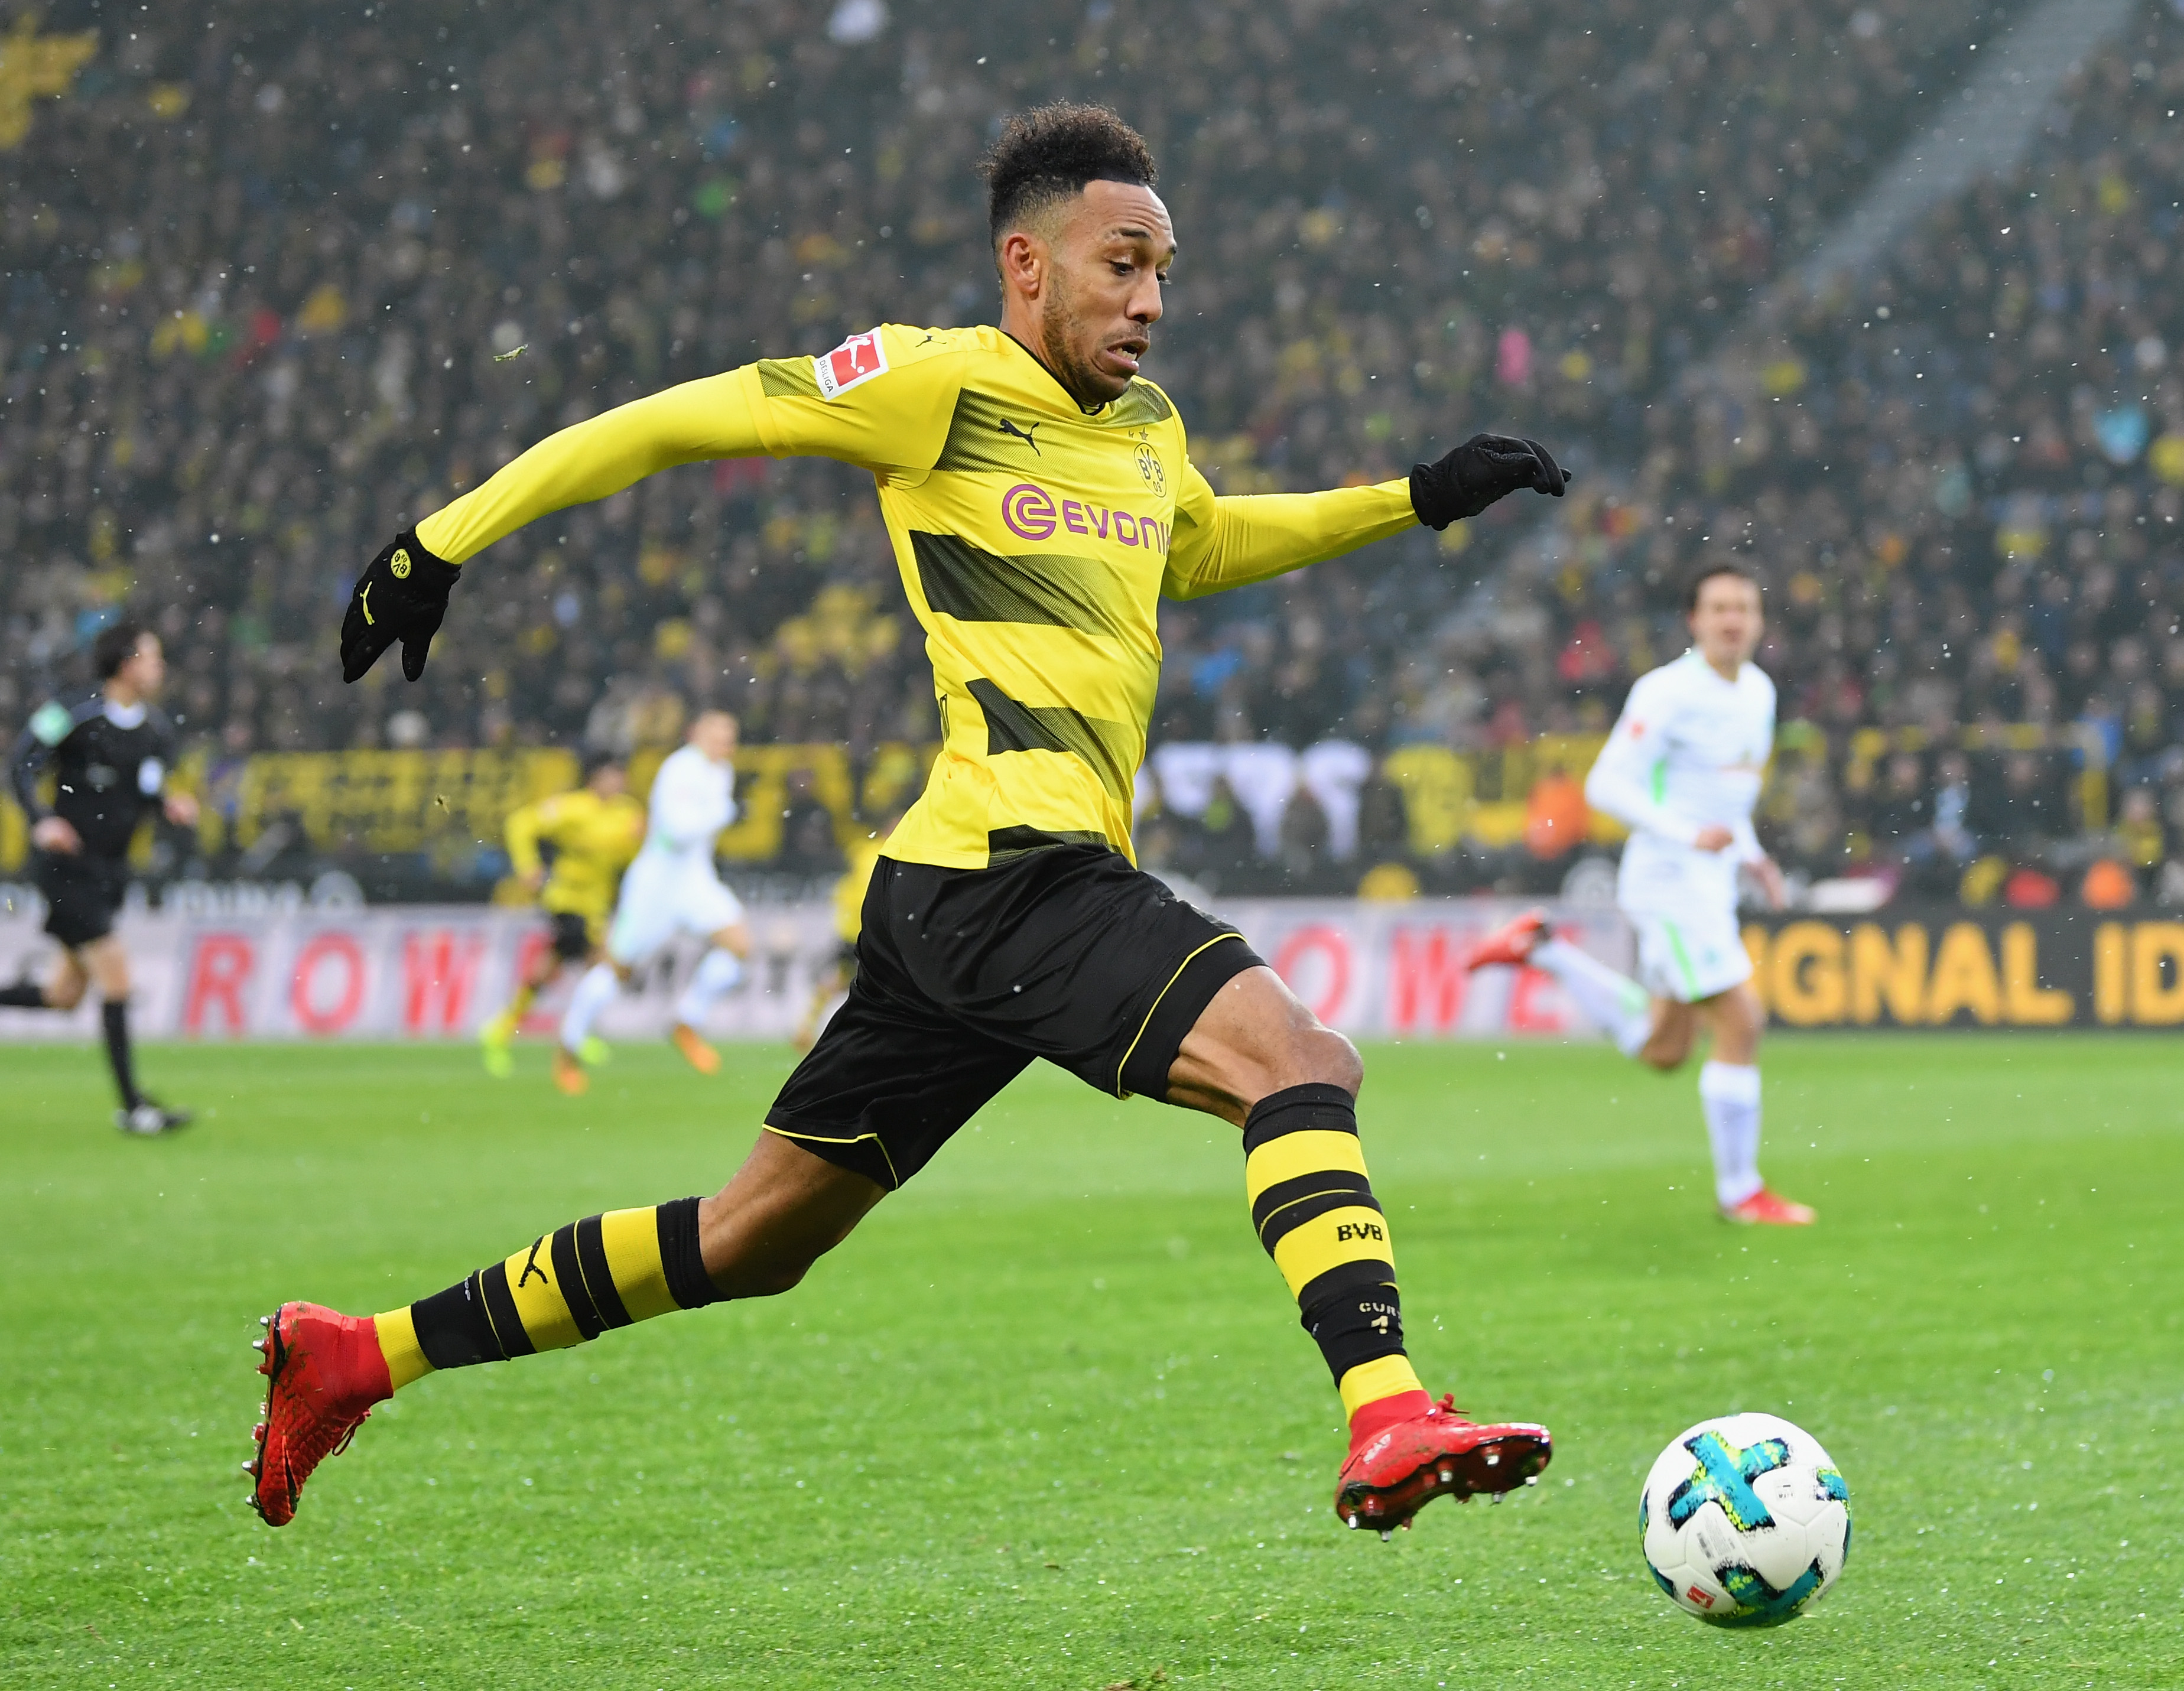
[1638,1412,1851,1628]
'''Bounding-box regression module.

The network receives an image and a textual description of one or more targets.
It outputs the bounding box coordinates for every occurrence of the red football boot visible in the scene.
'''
[1334,1393,1552,1536]
[246,1302,393,1526]
[1721,1188,1816,1226]
[1466,909,1549,971]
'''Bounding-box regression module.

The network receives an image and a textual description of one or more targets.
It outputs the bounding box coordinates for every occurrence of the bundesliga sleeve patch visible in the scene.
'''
[29,700,73,746]
[814,330,888,400]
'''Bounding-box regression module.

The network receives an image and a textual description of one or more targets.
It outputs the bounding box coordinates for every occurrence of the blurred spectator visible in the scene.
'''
[6,0,2184,902]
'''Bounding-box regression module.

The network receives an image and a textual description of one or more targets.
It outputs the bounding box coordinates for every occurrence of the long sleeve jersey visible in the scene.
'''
[9,691,176,861]
[503,786,646,922]
[640,744,737,867]
[1585,650,1774,906]
[412,324,1419,867]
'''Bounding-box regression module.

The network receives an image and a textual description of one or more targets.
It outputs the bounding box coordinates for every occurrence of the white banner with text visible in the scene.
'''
[0,899,1633,1043]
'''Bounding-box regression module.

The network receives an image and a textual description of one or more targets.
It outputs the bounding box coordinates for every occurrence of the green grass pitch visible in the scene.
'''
[2,1033,2177,1689]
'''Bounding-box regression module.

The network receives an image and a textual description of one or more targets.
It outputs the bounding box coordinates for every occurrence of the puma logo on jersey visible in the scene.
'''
[996,418,1042,454]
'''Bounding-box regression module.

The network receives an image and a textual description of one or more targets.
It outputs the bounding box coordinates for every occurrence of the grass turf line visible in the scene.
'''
[1,1035,2176,1689]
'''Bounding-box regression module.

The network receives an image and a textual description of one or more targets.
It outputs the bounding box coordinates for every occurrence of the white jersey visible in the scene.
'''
[639,743,737,866]
[1585,649,1774,915]
[607,744,742,965]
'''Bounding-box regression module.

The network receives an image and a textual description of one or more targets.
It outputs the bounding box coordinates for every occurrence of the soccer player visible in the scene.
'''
[2,621,197,1133]
[252,105,1569,1534]
[1467,564,1812,1226]
[549,710,750,1095]
[476,751,645,1078]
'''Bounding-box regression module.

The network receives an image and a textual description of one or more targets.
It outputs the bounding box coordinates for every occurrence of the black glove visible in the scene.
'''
[340,530,459,683]
[1409,434,1569,531]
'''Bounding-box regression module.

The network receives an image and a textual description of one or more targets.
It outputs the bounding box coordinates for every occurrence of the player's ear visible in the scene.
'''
[997,229,1046,299]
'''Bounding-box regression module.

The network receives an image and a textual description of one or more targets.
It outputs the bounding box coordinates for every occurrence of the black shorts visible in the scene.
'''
[548,910,593,962]
[35,851,128,949]
[766,843,1262,1189]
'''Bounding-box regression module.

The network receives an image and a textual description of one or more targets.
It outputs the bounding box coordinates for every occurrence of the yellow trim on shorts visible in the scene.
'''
[763,1121,901,1190]
[1113,931,1247,1098]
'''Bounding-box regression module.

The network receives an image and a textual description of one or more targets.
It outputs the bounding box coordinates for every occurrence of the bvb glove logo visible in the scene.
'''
[390,548,412,579]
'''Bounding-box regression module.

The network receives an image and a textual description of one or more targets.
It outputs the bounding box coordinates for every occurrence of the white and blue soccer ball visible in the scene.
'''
[1638,1412,1851,1628]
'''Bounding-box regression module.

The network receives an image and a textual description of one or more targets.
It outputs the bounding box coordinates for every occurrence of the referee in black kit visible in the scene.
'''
[5,620,197,1133]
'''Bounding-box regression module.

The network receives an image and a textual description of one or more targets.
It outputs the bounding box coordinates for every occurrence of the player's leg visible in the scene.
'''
[1635,997,1700,1070]
[84,935,187,1133]
[1467,907,1659,1058]
[559,889,663,1092]
[249,1133,886,1526]
[1701,981,1812,1225]
[251,921,1008,1527]
[480,916,582,1074]
[794,948,854,1051]
[1167,967,1551,1531]
[667,882,751,1074]
[0,945,84,1008]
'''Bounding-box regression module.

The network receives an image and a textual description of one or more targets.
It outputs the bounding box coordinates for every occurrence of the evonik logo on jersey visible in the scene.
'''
[815,330,888,399]
[1001,482,1171,554]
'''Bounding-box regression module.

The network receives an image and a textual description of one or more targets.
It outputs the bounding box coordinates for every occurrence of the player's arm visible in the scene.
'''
[1160,432,1567,600]
[339,328,961,684]
[1582,681,1706,847]
[1161,465,1416,599]
[503,796,557,887]
[10,703,82,851]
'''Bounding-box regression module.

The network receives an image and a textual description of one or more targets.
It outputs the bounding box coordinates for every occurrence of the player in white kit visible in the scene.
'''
[1468,565,1813,1225]
[553,708,752,1095]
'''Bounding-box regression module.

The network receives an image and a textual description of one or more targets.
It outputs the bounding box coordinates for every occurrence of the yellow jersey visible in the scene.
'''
[420,325,1417,867]
[503,788,646,931]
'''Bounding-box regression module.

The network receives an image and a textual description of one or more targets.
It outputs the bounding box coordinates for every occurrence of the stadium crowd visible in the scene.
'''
[5,0,2181,902]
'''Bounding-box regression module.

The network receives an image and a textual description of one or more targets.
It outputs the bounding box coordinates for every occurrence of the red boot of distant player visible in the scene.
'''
[1722,1188,1816,1226]
[1466,908,1549,971]
[670,1022,721,1075]
[247,1302,392,1527]
[1334,1393,1552,1535]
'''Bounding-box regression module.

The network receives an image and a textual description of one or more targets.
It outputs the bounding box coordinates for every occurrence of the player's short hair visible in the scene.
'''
[93,619,150,679]
[1683,561,1760,616]
[580,749,623,783]
[983,102,1158,245]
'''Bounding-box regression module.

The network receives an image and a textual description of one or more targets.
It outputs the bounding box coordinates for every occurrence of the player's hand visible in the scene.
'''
[340,530,459,684]
[1693,824,1736,852]
[31,815,82,854]
[163,792,200,828]
[521,869,547,895]
[1409,434,1568,531]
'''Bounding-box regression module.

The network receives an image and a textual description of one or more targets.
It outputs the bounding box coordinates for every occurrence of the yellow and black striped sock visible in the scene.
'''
[1244,1084,1426,1425]
[372,1196,716,1390]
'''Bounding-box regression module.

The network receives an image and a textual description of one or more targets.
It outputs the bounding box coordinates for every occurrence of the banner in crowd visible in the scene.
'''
[3,899,2173,1042]
[1739,909,2184,1029]
[0,904,840,1043]
[0,898,1627,1043]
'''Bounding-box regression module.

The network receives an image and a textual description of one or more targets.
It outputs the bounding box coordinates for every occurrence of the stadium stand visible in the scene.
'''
[4,0,2178,905]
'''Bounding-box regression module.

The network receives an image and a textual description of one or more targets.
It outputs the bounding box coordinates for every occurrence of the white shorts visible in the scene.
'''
[607,853,745,967]
[1623,899,1752,1004]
